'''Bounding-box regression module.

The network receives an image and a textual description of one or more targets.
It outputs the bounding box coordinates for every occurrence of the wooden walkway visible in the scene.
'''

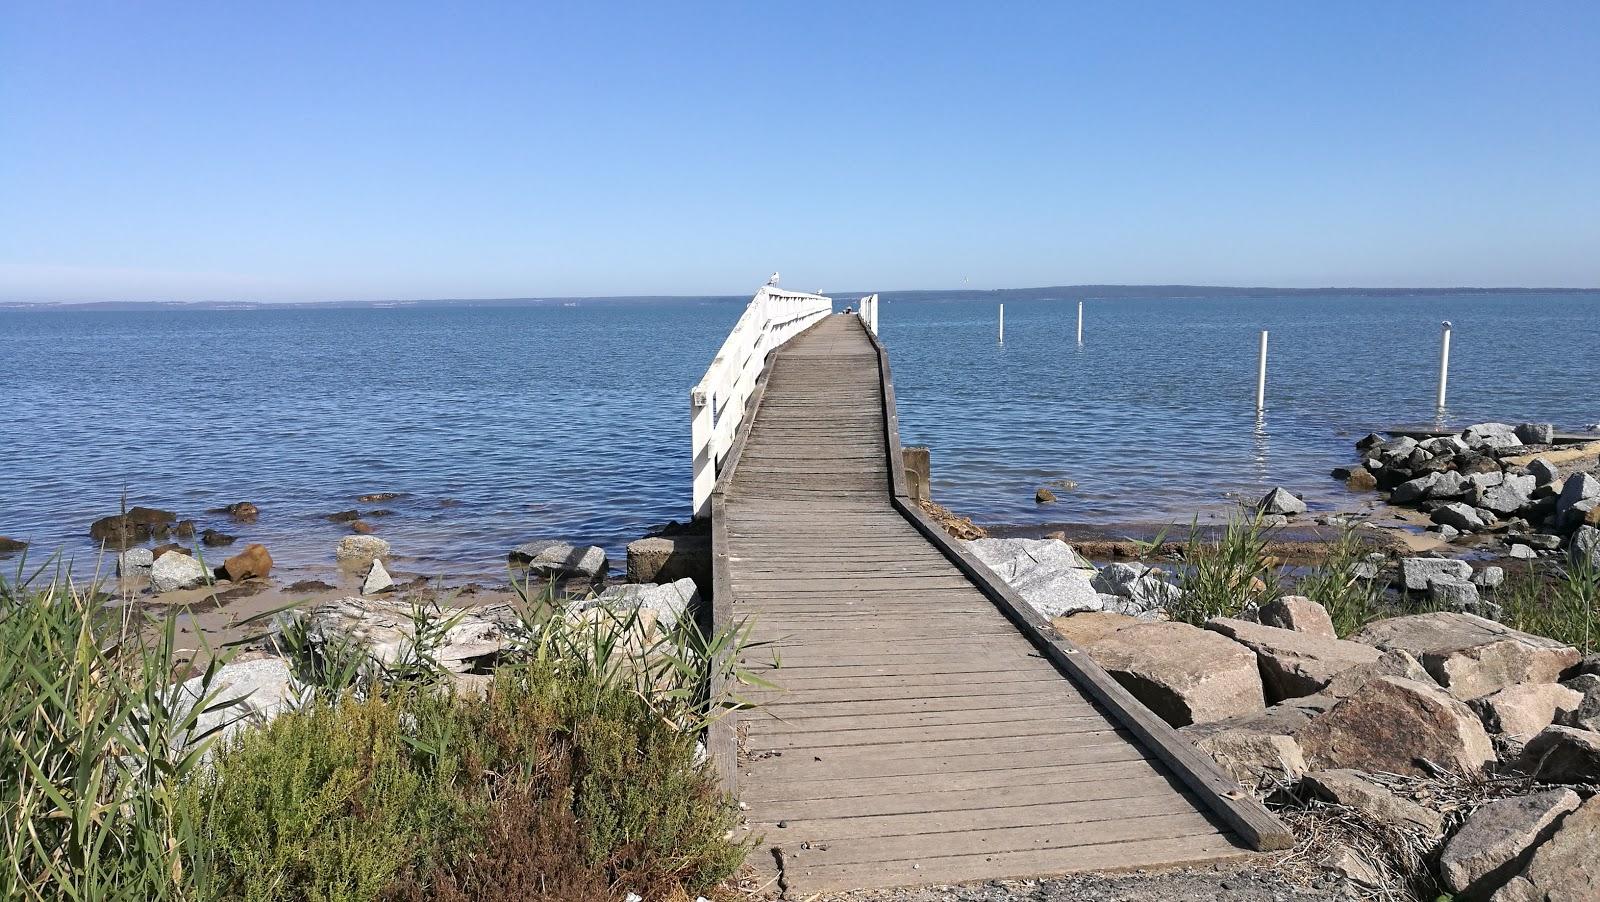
[709,315,1289,894]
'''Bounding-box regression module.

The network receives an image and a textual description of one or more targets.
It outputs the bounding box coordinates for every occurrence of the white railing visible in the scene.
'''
[857,294,879,335]
[690,284,834,517]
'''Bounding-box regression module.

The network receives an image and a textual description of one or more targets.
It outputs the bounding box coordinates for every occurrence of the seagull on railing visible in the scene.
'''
[767,272,780,286]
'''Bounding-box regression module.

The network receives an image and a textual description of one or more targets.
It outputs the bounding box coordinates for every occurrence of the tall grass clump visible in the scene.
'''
[1497,556,1600,655]
[1,562,230,902]
[1295,526,1385,637]
[1168,516,1281,625]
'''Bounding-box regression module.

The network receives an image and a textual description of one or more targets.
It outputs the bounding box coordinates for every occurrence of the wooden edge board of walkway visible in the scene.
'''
[703,313,1292,893]
[859,323,1292,854]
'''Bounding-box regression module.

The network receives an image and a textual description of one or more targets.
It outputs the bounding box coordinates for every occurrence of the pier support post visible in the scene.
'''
[1076,301,1083,345]
[1255,330,1268,412]
[999,304,1004,343]
[1437,321,1452,409]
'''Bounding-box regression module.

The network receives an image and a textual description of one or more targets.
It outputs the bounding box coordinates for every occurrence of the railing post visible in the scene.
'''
[691,391,715,518]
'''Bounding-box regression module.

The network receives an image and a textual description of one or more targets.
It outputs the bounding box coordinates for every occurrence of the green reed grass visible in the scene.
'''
[1168,516,1282,625]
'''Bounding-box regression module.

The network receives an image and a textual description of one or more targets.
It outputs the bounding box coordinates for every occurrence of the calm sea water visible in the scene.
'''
[3,292,1597,578]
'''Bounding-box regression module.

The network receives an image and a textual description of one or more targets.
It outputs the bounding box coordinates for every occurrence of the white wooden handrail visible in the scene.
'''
[690,284,833,517]
[857,294,879,335]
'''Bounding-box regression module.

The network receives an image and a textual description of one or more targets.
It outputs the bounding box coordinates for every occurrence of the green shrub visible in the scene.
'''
[1295,526,1385,637]
[1169,516,1281,625]
[185,694,479,902]
[1496,557,1600,655]
[0,563,220,902]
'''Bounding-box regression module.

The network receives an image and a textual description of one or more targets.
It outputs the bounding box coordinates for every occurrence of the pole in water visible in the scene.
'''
[1437,321,1452,409]
[1076,301,1084,344]
[1256,330,1269,412]
[999,303,1005,343]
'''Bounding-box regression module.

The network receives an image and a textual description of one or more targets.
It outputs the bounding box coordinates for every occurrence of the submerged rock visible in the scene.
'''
[89,507,178,547]
[0,536,27,553]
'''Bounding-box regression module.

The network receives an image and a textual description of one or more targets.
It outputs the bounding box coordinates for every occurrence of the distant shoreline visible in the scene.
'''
[5,284,1600,311]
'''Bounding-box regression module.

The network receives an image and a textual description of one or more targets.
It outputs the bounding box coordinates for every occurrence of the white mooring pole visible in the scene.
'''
[1076,301,1084,344]
[1437,321,1453,409]
[998,303,1005,342]
[1255,330,1269,412]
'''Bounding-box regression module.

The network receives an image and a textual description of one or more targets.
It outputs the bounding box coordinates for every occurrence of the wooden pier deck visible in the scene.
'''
[707,314,1289,894]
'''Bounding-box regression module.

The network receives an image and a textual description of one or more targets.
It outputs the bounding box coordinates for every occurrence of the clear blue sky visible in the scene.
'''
[3,2,1597,302]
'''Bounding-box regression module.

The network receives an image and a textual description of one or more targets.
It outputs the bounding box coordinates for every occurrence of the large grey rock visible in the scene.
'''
[171,657,298,749]
[1256,595,1336,639]
[1514,423,1555,445]
[1427,576,1484,613]
[1472,683,1583,744]
[1297,676,1496,776]
[1571,526,1600,568]
[966,538,1123,617]
[303,596,512,674]
[1257,486,1307,516]
[1352,612,1581,699]
[1091,562,1182,609]
[1558,673,1600,731]
[1489,795,1600,902]
[1520,725,1600,783]
[1302,769,1443,836]
[1392,473,1443,504]
[1556,472,1600,522]
[1399,557,1473,591]
[1439,789,1581,898]
[1204,617,1382,702]
[1433,502,1489,531]
[1527,458,1560,486]
[149,551,207,592]
[575,577,699,632]
[335,534,391,566]
[118,546,154,576]
[1473,474,1536,517]
[1085,621,1266,727]
[1463,422,1522,450]
[1473,565,1506,589]
[509,541,607,580]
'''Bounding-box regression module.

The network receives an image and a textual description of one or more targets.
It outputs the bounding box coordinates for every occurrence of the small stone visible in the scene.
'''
[149,552,208,593]
[336,534,391,566]
[509,541,608,580]
[1256,596,1336,639]
[1302,769,1444,836]
[1428,576,1481,611]
[1527,458,1560,486]
[361,559,395,595]
[1399,557,1473,592]
[216,501,259,521]
[220,544,273,582]
[1473,566,1505,589]
[1035,487,1056,504]
[1509,543,1535,560]
[1257,487,1307,516]
[118,547,154,575]
[1346,467,1378,492]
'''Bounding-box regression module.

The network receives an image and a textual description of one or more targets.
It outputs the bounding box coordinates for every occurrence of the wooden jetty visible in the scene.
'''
[690,286,1290,894]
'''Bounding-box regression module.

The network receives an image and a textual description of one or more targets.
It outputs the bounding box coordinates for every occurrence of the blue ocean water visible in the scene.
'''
[2,292,1596,577]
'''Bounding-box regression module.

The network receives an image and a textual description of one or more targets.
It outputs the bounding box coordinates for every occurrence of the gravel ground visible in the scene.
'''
[805,863,1361,902]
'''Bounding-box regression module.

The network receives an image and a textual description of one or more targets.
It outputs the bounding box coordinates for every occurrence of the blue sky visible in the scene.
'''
[3,2,1597,302]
